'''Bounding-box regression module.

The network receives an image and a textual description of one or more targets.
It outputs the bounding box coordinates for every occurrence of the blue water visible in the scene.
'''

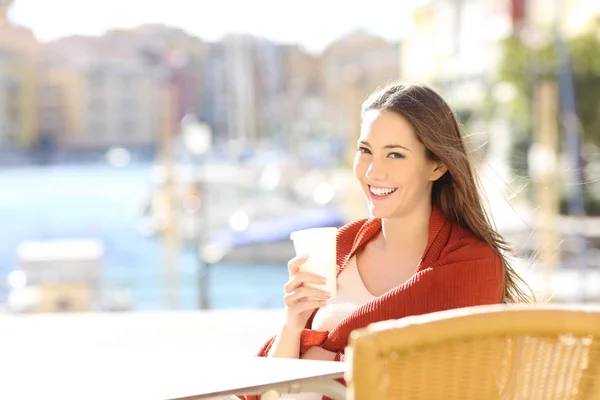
[0,164,288,310]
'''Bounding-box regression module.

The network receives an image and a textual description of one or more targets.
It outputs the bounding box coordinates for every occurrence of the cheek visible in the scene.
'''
[415,166,435,188]
[392,164,427,188]
[353,155,366,179]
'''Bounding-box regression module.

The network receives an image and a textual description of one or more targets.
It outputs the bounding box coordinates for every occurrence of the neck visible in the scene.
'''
[379,201,432,258]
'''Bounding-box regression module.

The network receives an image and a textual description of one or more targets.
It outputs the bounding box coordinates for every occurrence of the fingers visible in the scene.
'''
[284,255,331,319]
[287,254,308,275]
[284,272,327,294]
[287,299,327,314]
[284,286,331,306]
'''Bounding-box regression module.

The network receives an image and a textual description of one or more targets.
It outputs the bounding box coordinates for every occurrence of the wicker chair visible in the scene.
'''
[345,304,600,400]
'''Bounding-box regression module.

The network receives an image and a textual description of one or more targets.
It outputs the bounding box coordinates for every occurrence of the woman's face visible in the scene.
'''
[353,109,446,219]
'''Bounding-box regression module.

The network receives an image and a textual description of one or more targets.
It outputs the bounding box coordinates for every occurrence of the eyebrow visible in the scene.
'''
[358,140,411,152]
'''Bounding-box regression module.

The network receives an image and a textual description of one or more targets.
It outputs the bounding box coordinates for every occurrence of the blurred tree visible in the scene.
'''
[498,25,600,214]
[498,26,600,147]
[570,32,600,146]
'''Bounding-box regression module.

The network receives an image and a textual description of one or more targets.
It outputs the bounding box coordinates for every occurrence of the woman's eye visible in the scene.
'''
[388,152,405,159]
[358,147,371,154]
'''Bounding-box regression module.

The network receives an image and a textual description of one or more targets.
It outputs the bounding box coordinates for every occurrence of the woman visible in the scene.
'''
[242,82,531,400]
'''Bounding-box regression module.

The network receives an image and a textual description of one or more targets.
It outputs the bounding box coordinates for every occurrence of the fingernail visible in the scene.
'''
[298,254,308,259]
[319,277,327,283]
[322,291,331,298]
[320,300,327,305]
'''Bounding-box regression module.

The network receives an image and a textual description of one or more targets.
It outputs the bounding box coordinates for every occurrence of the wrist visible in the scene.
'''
[281,324,304,336]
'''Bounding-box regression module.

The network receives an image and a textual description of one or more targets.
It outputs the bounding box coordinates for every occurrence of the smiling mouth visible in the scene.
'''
[368,186,398,197]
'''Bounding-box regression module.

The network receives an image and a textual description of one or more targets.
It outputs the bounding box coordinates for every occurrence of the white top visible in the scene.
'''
[311,256,377,331]
[280,256,376,400]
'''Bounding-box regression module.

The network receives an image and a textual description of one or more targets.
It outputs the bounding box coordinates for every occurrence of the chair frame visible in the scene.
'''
[346,304,600,400]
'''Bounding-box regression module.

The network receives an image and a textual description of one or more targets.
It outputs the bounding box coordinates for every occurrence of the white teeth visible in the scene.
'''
[369,186,397,196]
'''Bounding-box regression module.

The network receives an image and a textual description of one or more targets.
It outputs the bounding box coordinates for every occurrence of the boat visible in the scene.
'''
[138,160,352,264]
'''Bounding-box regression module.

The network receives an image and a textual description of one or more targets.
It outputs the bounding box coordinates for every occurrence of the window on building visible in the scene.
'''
[121,97,135,109]
[88,98,105,112]
[88,69,105,86]
[89,122,105,137]
[511,0,526,29]
[122,120,135,134]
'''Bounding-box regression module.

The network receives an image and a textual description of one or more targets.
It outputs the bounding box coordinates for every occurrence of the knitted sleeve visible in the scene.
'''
[254,329,329,358]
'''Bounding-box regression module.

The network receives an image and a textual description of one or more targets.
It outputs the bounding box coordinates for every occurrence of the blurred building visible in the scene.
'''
[204,36,257,147]
[320,30,400,159]
[400,0,523,115]
[401,0,600,120]
[80,61,161,151]
[253,39,287,144]
[35,25,212,153]
[39,37,162,152]
[38,37,99,152]
[203,35,287,148]
[279,44,323,148]
[528,0,600,36]
[38,65,77,151]
[0,0,39,149]
[129,24,210,122]
[29,22,405,160]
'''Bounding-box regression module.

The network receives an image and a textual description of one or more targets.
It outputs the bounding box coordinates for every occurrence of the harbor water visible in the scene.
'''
[0,163,290,310]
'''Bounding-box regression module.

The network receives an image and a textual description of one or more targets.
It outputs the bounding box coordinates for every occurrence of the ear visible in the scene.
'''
[429,161,448,182]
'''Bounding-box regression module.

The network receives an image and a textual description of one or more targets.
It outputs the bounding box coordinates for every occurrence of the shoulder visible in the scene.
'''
[335,218,378,269]
[336,218,371,241]
[428,224,504,302]
[336,217,381,251]
[336,218,370,257]
[440,223,502,267]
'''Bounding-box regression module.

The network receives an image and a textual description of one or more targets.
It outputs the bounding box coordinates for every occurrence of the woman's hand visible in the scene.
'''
[283,255,331,332]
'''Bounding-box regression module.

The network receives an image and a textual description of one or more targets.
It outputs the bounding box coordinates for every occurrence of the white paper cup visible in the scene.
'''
[290,227,338,297]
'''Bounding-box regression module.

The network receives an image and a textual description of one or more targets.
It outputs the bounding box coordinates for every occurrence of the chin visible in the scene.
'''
[368,205,397,219]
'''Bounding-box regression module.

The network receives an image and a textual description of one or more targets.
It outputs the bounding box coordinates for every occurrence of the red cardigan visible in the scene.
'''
[243,205,503,400]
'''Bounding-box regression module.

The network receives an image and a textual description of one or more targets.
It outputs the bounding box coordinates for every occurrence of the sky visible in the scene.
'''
[8,0,422,53]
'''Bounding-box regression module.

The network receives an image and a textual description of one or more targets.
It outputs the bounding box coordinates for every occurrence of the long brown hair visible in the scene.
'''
[363,81,533,303]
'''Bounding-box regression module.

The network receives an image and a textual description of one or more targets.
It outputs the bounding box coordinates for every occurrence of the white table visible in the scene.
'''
[1,346,347,400]
[195,357,346,399]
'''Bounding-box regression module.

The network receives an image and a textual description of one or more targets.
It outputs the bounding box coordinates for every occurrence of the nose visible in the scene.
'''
[365,158,387,181]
